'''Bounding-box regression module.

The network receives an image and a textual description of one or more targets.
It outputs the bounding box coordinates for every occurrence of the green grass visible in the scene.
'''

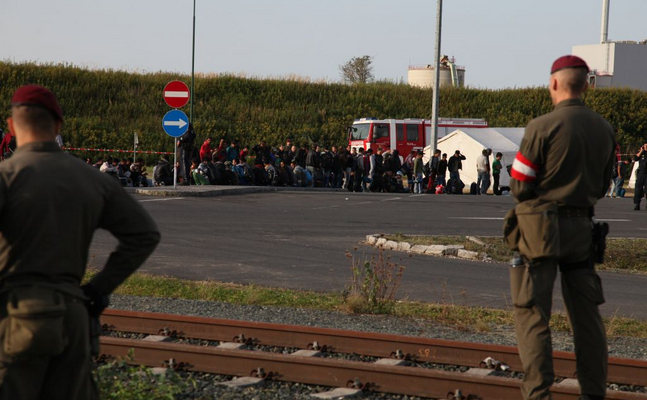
[386,234,647,274]
[85,270,647,339]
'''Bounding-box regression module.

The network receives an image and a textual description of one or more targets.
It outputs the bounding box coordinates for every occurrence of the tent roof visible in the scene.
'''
[438,127,523,152]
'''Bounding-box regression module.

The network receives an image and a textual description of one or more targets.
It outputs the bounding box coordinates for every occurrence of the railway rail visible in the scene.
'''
[99,309,647,400]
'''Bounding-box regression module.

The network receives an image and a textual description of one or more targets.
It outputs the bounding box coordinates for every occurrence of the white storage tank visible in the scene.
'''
[408,61,465,89]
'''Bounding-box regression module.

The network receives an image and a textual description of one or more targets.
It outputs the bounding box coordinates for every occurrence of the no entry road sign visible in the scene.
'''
[163,80,190,108]
[162,110,189,137]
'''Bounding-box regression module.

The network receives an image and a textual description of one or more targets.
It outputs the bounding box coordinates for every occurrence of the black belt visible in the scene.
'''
[558,206,592,218]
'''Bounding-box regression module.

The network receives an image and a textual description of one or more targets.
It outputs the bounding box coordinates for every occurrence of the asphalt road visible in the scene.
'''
[89,191,647,319]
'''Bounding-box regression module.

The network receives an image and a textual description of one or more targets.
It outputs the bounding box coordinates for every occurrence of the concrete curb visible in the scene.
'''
[365,234,491,261]
[130,185,347,197]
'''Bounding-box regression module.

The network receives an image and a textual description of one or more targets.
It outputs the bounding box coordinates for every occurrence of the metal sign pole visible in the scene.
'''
[173,139,177,189]
[190,0,196,123]
[431,0,443,153]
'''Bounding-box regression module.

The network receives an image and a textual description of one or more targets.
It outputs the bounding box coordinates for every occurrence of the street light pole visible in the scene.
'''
[190,0,196,123]
[431,0,442,153]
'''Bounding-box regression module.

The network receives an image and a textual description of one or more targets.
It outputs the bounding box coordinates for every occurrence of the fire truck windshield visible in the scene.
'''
[350,124,370,140]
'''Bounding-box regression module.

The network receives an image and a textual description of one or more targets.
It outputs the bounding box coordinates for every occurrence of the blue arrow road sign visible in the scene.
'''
[162,110,189,137]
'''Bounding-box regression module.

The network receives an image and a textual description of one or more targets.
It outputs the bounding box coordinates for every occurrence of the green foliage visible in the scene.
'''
[339,55,374,84]
[94,352,194,400]
[1,61,646,160]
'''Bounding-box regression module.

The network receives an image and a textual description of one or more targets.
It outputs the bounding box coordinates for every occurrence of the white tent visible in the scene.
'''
[424,127,525,188]
[628,162,639,189]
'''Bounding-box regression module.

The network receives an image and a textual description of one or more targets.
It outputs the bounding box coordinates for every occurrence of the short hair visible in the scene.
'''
[11,105,57,134]
[442,153,447,157]
[434,150,441,155]
[496,152,503,158]
[557,67,588,94]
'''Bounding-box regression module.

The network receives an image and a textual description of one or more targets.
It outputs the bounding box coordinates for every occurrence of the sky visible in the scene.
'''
[1,0,645,89]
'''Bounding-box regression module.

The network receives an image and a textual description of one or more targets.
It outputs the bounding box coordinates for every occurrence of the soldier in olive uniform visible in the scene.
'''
[0,85,160,400]
[508,56,615,400]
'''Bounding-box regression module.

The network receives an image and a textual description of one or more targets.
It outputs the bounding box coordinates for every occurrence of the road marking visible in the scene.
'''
[409,194,426,197]
[381,197,402,202]
[449,217,504,220]
[139,197,185,203]
[596,219,631,222]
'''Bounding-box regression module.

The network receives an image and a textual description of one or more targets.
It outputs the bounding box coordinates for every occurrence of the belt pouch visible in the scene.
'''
[515,200,560,260]
[2,286,68,358]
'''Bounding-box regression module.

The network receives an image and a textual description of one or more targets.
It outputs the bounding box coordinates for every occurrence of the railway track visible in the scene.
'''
[99,309,647,400]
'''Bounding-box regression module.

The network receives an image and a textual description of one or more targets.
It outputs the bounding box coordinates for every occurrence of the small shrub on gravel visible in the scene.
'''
[345,248,405,314]
[94,352,195,400]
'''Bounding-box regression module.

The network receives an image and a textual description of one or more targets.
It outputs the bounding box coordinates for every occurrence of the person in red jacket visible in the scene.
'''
[0,129,16,160]
[199,137,212,161]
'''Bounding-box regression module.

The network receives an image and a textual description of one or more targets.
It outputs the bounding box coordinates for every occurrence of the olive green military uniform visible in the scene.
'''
[509,98,615,400]
[0,142,160,400]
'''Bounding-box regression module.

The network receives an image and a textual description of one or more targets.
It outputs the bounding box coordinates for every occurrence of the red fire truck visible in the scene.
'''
[348,117,488,156]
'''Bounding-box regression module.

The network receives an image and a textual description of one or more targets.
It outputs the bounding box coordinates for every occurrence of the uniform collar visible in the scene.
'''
[555,98,584,109]
[13,141,61,155]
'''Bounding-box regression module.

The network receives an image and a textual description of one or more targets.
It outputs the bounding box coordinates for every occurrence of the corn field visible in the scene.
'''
[1,61,645,157]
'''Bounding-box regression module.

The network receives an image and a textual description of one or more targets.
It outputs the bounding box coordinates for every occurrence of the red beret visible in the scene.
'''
[11,85,63,122]
[550,55,589,75]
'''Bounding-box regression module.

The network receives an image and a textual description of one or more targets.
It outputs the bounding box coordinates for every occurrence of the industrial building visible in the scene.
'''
[572,0,647,91]
[408,56,465,89]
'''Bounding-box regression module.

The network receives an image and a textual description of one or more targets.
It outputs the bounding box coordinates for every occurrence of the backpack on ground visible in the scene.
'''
[470,182,478,195]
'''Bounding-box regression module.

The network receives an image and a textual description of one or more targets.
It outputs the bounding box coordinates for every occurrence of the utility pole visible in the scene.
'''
[190,0,196,123]
[431,0,443,153]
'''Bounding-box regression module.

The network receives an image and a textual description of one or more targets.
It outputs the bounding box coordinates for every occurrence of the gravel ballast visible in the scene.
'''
[106,294,647,399]
[109,294,647,360]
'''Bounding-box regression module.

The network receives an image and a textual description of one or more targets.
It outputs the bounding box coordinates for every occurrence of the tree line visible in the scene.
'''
[1,61,645,160]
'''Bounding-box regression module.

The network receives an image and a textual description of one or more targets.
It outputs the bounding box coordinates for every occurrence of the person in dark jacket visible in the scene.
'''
[448,150,466,190]
[177,123,196,185]
[252,141,271,166]
[353,148,366,192]
[437,153,448,187]
[427,149,441,191]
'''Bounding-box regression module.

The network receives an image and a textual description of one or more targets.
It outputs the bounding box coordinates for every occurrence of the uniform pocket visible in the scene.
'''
[2,286,68,359]
[510,265,535,308]
[515,200,560,260]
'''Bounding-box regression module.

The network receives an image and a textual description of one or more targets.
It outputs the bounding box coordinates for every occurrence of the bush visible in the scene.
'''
[2,61,645,156]
[345,248,405,314]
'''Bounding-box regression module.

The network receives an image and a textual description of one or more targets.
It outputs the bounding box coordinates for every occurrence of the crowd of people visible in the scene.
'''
[167,127,511,195]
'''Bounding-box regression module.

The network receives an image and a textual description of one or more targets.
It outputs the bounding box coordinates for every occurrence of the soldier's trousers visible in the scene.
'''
[511,216,607,400]
[0,300,99,400]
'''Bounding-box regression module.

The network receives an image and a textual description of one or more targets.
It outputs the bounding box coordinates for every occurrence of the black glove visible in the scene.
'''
[81,283,110,317]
